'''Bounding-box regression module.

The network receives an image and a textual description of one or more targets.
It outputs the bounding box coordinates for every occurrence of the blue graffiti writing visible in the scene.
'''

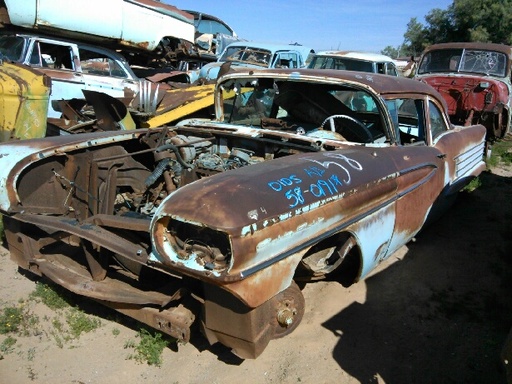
[304,166,326,178]
[310,175,343,197]
[268,174,302,192]
[285,187,305,208]
[267,154,363,208]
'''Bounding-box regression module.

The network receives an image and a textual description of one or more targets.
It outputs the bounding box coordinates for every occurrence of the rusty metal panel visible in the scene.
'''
[150,146,446,307]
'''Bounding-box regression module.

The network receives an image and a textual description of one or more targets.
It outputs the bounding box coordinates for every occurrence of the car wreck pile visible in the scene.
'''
[0,0,246,141]
[0,67,487,358]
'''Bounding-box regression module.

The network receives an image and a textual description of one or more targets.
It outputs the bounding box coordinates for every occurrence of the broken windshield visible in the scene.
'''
[418,48,507,77]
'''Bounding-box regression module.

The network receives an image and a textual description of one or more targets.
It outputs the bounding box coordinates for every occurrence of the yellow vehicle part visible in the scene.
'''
[0,61,51,141]
[142,85,253,128]
[142,84,215,128]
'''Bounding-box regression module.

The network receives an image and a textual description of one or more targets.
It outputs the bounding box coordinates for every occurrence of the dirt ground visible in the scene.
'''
[0,160,511,384]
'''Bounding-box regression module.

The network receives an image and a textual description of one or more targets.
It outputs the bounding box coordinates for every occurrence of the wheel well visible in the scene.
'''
[335,238,362,287]
[294,231,362,287]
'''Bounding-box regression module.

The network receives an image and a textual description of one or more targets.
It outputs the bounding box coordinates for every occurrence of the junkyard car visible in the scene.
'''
[192,41,313,83]
[0,0,196,68]
[415,42,512,140]
[0,68,486,359]
[308,50,399,76]
[0,32,166,119]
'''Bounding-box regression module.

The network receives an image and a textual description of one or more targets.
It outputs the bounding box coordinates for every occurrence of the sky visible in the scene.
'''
[165,0,453,55]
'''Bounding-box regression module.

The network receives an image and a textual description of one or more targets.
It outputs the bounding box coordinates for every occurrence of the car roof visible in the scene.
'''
[313,51,396,63]
[422,42,512,57]
[184,10,237,37]
[219,67,442,98]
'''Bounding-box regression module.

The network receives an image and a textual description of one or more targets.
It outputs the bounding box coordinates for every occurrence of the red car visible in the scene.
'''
[415,42,512,140]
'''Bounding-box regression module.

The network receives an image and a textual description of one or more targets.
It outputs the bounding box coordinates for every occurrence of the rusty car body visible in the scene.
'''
[0,68,487,359]
[415,42,512,140]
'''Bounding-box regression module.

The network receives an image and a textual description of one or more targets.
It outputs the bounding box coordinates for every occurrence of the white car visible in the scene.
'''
[0,33,163,118]
[309,51,399,76]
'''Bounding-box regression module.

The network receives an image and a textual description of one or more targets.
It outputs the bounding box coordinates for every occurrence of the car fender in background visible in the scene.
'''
[0,60,51,141]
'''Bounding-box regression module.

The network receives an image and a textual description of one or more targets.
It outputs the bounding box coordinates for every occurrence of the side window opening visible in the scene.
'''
[0,36,26,62]
[79,48,127,78]
[386,62,397,76]
[334,59,346,70]
[275,53,299,69]
[39,42,74,70]
[428,100,448,140]
[387,98,426,145]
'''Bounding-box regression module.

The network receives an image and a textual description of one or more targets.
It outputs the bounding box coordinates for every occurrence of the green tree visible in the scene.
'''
[452,0,512,44]
[403,17,427,56]
[381,45,400,58]
[394,0,511,54]
[423,8,454,44]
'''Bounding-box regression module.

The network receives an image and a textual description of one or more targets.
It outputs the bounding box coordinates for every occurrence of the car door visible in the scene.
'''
[26,38,85,118]
[425,98,487,195]
[384,95,486,257]
[383,96,448,257]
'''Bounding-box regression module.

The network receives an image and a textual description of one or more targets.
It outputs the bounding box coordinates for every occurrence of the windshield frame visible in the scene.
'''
[216,76,394,145]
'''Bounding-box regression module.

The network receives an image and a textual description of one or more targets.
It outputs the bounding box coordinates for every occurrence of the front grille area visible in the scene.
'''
[167,219,232,272]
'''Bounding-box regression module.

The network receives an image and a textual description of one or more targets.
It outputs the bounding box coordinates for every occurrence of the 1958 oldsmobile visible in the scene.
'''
[0,68,487,359]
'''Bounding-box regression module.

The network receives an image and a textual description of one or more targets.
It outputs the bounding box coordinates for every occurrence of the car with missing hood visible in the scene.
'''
[415,42,512,140]
[0,67,486,359]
